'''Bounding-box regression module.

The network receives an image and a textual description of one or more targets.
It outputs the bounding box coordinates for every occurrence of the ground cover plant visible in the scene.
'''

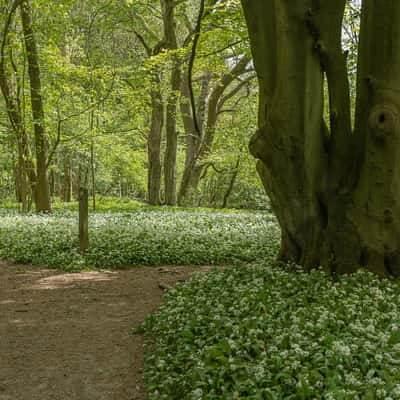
[0,197,268,214]
[141,264,400,399]
[0,209,278,270]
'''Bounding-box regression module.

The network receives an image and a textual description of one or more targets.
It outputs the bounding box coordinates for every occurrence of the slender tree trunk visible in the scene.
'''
[163,62,181,205]
[90,140,96,210]
[178,58,250,205]
[49,168,55,197]
[147,75,163,205]
[89,110,96,211]
[242,0,400,275]
[181,73,211,167]
[222,154,241,209]
[11,145,24,207]
[63,153,72,202]
[15,138,26,209]
[79,187,89,254]
[0,13,34,212]
[14,159,21,203]
[178,73,211,204]
[20,0,51,212]
[162,0,181,205]
[17,129,36,211]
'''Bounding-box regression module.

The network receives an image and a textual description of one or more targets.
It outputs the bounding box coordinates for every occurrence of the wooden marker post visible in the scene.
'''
[79,187,89,254]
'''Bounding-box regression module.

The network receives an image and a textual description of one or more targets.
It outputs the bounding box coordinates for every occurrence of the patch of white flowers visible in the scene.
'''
[142,265,400,399]
[0,209,279,269]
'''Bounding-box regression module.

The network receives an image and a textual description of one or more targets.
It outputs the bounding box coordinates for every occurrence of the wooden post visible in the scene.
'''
[79,187,89,254]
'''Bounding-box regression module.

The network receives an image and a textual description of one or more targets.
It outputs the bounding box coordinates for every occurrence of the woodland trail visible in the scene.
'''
[0,262,214,400]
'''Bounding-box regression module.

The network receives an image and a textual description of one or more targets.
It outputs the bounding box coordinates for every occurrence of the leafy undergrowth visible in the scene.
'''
[141,263,400,399]
[0,197,267,214]
[0,210,278,270]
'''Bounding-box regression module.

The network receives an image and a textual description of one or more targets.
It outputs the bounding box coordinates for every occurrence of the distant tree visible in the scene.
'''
[241,0,400,275]
[20,0,51,212]
[0,0,51,212]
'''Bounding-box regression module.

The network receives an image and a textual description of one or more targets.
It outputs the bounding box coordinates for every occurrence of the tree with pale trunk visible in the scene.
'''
[241,0,400,276]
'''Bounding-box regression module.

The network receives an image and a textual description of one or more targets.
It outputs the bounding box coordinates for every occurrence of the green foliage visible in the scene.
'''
[0,196,269,213]
[141,264,400,399]
[0,209,278,270]
[52,196,144,212]
[0,0,263,208]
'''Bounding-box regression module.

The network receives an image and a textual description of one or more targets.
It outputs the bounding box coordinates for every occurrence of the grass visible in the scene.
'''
[141,263,400,399]
[0,208,278,270]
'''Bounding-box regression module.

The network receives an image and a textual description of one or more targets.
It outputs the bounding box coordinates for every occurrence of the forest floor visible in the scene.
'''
[0,262,218,400]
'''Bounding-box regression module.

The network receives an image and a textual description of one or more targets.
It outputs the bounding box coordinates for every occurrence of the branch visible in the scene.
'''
[133,11,160,43]
[182,9,194,35]
[197,40,244,59]
[187,0,205,138]
[0,0,25,136]
[0,0,23,69]
[217,74,256,113]
[46,74,116,169]
[133,30,152,57]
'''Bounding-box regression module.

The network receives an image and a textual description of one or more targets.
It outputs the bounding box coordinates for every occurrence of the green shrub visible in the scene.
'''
[0,197,267,213]
[141,264,400,399]
[52,196,145,212]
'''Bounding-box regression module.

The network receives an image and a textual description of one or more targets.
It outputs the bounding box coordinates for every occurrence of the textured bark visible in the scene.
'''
[21,0,51,212]
[147,75,163,205]
[242,0,400,275]
[162,0,181,205]
[49,167,55,197]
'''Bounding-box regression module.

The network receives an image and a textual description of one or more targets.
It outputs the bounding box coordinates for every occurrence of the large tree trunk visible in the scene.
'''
[20,0,51,212]
[242,0,400,275]
[162,0,181,205]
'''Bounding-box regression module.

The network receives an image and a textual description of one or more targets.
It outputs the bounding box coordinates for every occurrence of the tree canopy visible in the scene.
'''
[0,0,264,212]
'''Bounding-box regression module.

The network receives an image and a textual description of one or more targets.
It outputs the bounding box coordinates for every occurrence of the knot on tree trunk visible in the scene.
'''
[368,104,399,144]
[249,126,269,161]
[384,209,394,224]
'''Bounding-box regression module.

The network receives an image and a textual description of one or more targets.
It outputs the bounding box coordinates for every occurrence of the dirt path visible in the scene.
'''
[0,262,215,400]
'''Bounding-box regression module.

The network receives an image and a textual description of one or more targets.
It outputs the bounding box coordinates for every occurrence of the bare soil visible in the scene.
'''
[0,262,217,400]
